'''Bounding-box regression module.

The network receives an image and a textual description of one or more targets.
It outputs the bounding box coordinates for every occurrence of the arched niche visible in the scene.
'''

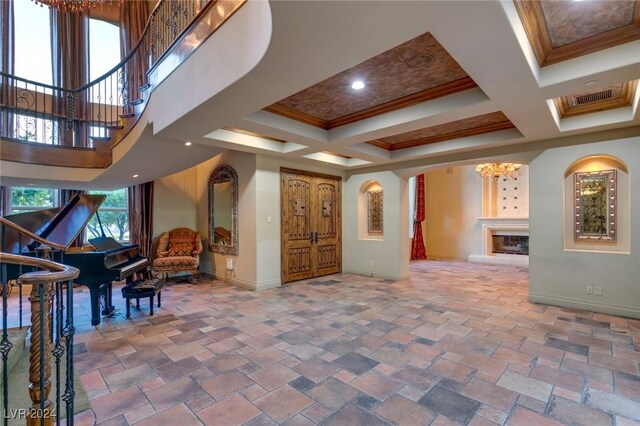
[563,154,629,253]
[208,164,238,255]
[359,180,383,240]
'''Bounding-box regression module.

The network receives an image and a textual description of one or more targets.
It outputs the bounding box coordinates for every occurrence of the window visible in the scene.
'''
[8,187,59,214]
[12,114,58,144]
[89,19,121,81]
[14,0,52,85]
[86,189,129,242]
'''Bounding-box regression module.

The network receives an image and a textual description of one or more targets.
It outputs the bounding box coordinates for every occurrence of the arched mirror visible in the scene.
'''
[208,164,238,255]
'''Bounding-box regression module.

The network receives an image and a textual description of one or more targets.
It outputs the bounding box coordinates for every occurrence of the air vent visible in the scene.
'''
[575,89,613,105]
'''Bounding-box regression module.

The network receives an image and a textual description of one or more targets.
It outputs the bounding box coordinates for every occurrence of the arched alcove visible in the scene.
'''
[358,180,384,240]
[563,154,629,253]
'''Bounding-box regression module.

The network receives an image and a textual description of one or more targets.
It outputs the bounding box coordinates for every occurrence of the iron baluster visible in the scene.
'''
[62,279,75,426]
[1,261,11,426]
[52,282,65,426]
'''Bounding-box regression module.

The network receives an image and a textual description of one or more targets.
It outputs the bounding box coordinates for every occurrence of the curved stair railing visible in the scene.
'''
[1,218,79,426]
[0,0,245,167]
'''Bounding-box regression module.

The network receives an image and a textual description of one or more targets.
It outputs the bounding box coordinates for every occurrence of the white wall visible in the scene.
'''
[529,136,640,319]
[343,171,410,280]
[423,166,483,260]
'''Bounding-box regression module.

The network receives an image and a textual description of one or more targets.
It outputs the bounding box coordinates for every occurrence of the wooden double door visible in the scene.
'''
[281,168,342,283]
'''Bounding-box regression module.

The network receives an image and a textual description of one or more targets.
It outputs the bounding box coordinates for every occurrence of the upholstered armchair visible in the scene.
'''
[152,227,203,283]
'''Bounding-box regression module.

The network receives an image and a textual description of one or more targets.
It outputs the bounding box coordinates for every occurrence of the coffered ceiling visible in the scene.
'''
[8,1,640,189]
[366,112,515,151]
[264,32,477,130]
[514,0,640,66]
[553,80,638,118]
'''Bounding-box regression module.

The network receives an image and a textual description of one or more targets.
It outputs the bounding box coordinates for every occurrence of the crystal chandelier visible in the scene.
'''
[475,163,522,180]
[32,0,112,14]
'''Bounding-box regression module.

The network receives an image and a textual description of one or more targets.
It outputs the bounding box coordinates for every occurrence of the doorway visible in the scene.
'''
[281,168,342,283]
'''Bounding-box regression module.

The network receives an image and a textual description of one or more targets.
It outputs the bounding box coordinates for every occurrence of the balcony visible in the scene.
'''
[0,0,249,182]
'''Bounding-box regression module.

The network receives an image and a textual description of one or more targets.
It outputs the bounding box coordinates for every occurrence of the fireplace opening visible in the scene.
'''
[491,235,529,255]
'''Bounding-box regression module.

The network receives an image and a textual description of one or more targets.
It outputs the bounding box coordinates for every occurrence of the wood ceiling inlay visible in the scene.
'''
[541,1,635,47]
[264,32,477,130]
[514,0,640,66]
[553,80,638,118]
[366,112,515,151]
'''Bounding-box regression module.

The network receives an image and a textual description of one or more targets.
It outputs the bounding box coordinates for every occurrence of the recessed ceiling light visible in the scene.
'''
[27,183,35,186]
[351,80,365,90]
[185,141,192,146]
[132,174,139,178]
[584,80,597,86]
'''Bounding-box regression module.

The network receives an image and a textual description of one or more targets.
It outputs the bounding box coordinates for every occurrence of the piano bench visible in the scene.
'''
[122,279,165,319]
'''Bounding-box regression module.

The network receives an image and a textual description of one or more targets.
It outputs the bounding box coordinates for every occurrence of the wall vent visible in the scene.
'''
[574,89,613,105]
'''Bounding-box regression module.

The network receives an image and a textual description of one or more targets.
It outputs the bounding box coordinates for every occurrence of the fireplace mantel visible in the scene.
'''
[469,217,529,267]
[477,217,529,223]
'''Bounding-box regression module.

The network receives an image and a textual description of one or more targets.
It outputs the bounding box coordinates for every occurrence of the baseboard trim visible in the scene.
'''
[528,291,640,319]
[208,274,281,291]
[468,254,529,267]
[343,268,409,281]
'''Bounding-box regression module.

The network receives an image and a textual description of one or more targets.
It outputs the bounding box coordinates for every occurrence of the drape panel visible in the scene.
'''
[0,0,14,138]
[410,174,427,260]
[0,186,7,217]
[61,189,86,246]
[120,0,150,101]
[50,10,90,146]
[128,181,154,258]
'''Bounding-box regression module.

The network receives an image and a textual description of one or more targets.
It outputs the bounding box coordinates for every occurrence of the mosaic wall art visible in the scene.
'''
[574,170,616,241]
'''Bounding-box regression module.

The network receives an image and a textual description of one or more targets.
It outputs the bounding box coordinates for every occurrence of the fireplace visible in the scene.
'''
[491,235,529,255]
[468,217,529,266]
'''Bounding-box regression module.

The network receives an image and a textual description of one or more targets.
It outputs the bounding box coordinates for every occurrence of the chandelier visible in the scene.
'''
[475,163,522,180]
[32,0,113,14]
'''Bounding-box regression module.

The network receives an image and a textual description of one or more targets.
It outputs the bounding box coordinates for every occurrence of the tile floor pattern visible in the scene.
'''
[9,260,640,425]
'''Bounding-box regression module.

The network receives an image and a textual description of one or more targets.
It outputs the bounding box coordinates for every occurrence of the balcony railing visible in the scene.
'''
[0,0,245,165]
[1,215,80,426]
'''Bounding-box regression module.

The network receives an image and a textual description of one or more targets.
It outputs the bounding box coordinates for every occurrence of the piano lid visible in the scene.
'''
[2,207,63,254]
[1,194,106,253]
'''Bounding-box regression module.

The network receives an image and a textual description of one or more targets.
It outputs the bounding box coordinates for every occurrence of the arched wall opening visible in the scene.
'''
[358,180,384,240]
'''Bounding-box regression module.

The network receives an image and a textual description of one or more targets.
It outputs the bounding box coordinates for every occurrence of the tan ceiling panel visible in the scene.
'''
[367,112,515,151]
[553,80,638,118]
[514,0,640,66]
[541,0,635,47]
[264,32,477,129]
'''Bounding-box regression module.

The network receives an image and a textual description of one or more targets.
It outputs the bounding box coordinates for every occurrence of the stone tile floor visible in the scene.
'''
[8,260,640,425]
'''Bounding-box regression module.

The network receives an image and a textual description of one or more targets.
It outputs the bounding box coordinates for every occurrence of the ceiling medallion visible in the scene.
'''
[32,0,119,14]
[475,163,522,180]
[405,54,434,68]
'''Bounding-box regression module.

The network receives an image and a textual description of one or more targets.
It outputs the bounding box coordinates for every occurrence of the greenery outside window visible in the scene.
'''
[9,187,59,214]
[86,189,129,243]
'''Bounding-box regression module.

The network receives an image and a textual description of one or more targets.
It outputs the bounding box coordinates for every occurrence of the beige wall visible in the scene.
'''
[153,167,199,237]
[529,136,640,319]
[422,166,482,260]
[153,150,257,286]
[343,171,410,280]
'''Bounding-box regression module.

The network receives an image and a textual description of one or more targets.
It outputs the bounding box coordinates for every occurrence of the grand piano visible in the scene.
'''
[1,193,149,326]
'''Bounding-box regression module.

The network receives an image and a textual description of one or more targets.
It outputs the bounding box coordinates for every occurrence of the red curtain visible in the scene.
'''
[411,174,427,260]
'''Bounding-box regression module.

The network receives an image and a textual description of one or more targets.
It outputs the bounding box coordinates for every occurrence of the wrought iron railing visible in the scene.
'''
[1,252,79,426]
[0,0,215,149]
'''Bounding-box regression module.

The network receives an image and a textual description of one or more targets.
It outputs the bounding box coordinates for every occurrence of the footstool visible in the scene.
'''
[122,278,165,319]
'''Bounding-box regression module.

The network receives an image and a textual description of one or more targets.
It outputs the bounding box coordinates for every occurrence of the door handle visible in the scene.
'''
[310,232,318,243]
[310,232,314,243]
[314,232,319,243]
